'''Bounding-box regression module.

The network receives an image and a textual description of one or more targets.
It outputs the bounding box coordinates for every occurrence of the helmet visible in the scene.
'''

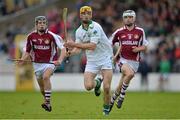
[80,6,92,14]
[122,10,136,18]
[35,16,48,25]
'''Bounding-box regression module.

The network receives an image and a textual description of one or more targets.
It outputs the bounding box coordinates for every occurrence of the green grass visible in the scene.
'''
[0,91,180,119]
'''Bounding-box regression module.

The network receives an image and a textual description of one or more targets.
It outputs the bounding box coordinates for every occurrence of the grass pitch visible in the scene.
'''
[0,91,180,119]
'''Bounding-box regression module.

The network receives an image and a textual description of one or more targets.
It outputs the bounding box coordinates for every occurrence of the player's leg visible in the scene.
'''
[109,74,124,111]
[41,67,54,112]
[116,64,135,108]
[101,69,112,115]
[35,72,46,102]
[37,78,45,99]
[84,72,97,91]
[84,62,102,96]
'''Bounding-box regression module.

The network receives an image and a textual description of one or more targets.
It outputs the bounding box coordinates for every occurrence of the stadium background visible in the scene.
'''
[0,0,180,119]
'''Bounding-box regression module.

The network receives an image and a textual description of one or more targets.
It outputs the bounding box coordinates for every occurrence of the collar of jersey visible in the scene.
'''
[34,29,48,34]
[81,20,93,31]
[124,24,136,31]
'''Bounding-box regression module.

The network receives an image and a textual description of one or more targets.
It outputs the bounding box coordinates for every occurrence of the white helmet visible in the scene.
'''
[122,10,136,18]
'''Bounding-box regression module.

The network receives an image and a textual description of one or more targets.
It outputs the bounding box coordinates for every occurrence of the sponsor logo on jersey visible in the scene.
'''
[122,40,138,45]
[34,45,50,50]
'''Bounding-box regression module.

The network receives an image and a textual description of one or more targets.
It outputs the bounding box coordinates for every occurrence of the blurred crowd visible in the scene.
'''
[0,0,45,16]
[89,0,180,73]
[0,0,180,73]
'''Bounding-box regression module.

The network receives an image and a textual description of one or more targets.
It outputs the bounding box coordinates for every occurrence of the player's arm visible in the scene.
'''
[18,52,31,65]
[67,47,81,56]
[65,26,101,51]
[64,31,98,51]
[68,42,96,50]
[53,34,67,66]
[132,29,148,53]
[110,30,121,61]
[132,45,147,53]
[57,47,66,64]
[21,52,31,60]
[19,36,32,65]
[113,45,121,62]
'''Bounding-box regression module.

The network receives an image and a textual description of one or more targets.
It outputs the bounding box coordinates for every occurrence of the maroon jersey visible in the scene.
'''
[26,30,64,63]
[112,26,148,61]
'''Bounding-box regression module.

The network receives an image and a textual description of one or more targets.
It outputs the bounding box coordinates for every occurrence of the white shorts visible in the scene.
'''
[118,57,139,72]
[33,63,56,79]
[85,56,113,74]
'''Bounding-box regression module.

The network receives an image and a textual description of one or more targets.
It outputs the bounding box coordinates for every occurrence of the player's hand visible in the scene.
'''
[52,61,61,66]
[132,46,139,53]
[112,55,120,63]
[112,56,117,63]
[64,41,75,48]
[66,50,71,57]
[17,59,25,66]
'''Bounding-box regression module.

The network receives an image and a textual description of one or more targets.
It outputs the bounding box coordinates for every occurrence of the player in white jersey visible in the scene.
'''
[109,10,148,112]
[64,6,113,115]
[19,16,66,112]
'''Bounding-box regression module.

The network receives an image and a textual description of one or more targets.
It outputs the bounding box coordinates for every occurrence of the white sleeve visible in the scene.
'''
[142,29,148,46]
[56,35,64,49]
[49,31,64,49]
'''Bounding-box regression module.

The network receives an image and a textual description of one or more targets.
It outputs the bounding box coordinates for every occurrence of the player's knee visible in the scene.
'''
[103,84,110,92]
[84,83,94,91]
[43,75,50,81]
[126,72,134,79]
[85,86,93,91]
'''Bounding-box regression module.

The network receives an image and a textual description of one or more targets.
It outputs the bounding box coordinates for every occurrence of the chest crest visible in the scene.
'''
[44,39,50,44]
[134,34,139,39]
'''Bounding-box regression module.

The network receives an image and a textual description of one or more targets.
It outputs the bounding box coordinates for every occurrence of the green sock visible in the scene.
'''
[103,104,110,111]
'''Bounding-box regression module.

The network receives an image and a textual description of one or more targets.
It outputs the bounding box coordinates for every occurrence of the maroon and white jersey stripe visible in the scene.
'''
[111,26,148,61]
[26,30,64,63]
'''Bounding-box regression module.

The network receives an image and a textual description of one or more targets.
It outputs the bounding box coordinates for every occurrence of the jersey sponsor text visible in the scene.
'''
[34,45,50,50]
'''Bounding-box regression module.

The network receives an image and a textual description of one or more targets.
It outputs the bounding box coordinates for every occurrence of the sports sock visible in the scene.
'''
[103,104,110,111]
[119,82,128,101]
[111,91,119,104]
[45,90,51,104]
